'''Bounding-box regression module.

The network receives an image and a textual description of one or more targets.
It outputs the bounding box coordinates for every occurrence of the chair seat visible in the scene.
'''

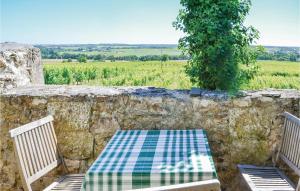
[44,174,85,191]
[238,165,296,191]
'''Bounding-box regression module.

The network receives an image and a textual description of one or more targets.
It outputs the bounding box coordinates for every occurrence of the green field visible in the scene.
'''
[43,60,300,90]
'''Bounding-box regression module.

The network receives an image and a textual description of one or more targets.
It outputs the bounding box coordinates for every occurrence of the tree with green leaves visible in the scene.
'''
[161,54,169,62]
[174,0,259,91]
[77,56,87,63]
[160,54,169,72]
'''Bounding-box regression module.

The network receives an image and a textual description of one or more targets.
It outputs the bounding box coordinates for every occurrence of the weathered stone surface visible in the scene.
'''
[0,86,299,191]
[0,43,44,93]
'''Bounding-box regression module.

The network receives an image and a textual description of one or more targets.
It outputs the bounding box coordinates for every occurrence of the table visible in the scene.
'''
[81,129,218,191]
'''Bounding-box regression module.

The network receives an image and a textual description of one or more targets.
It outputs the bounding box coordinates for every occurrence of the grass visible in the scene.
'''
[43,60,300,90]
[243,61,300,90]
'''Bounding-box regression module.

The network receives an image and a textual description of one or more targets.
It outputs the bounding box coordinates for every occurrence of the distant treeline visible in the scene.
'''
[40,48,299,62]
[256,51,299,62]
[40,49,188,61]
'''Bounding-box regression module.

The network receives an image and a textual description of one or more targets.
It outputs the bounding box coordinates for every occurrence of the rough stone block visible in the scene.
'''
[0,43,44,92]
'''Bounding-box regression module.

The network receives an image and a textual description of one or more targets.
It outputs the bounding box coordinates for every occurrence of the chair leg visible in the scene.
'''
[57,145,69,174]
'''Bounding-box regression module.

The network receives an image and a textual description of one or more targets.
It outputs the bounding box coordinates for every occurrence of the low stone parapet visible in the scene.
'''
[0,86,299,190]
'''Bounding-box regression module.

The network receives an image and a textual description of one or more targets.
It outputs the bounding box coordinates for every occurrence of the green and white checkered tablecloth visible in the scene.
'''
[81,129,217,191]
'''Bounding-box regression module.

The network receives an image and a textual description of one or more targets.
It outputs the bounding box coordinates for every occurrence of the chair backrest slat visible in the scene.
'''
[291,121,300,163]
[27,131,39,174]
[32,128,44,171]
[10,115,60,191]
[43,123,57,162]
[42,123,56,163]
[295,122,300,167]
[280,118,288,157]
[284,120,293,160]
[15,136,30,178]
[45,123,56,162]
[34,128,47,168]
[279,112,300,176]
[38,124,51,164]
[21,133,35,177]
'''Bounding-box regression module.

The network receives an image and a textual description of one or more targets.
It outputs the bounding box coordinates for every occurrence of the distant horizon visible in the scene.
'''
[2,41,299,48]
[1,0,299,46]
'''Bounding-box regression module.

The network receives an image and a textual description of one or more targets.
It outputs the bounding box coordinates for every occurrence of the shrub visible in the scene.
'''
[102,68,110,79]
[62,68,71,84]
[44,68,71,84]
[73,70,84,84]
[77,56,87,63]
[84,68,97,82]
[113,78,126,86]
[271,72,290,77]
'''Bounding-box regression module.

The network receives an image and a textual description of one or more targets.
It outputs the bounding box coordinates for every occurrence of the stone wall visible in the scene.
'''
[0,85,299,191]
[0,43,44,93]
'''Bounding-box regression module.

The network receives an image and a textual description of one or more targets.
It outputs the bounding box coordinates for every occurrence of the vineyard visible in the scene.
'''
[43,60,300,90]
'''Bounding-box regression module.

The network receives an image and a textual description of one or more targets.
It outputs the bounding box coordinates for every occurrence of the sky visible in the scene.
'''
[1,0,299,46]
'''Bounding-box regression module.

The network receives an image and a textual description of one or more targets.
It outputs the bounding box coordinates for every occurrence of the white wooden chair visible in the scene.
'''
[238,112,300,191]
[9,115,84,191]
